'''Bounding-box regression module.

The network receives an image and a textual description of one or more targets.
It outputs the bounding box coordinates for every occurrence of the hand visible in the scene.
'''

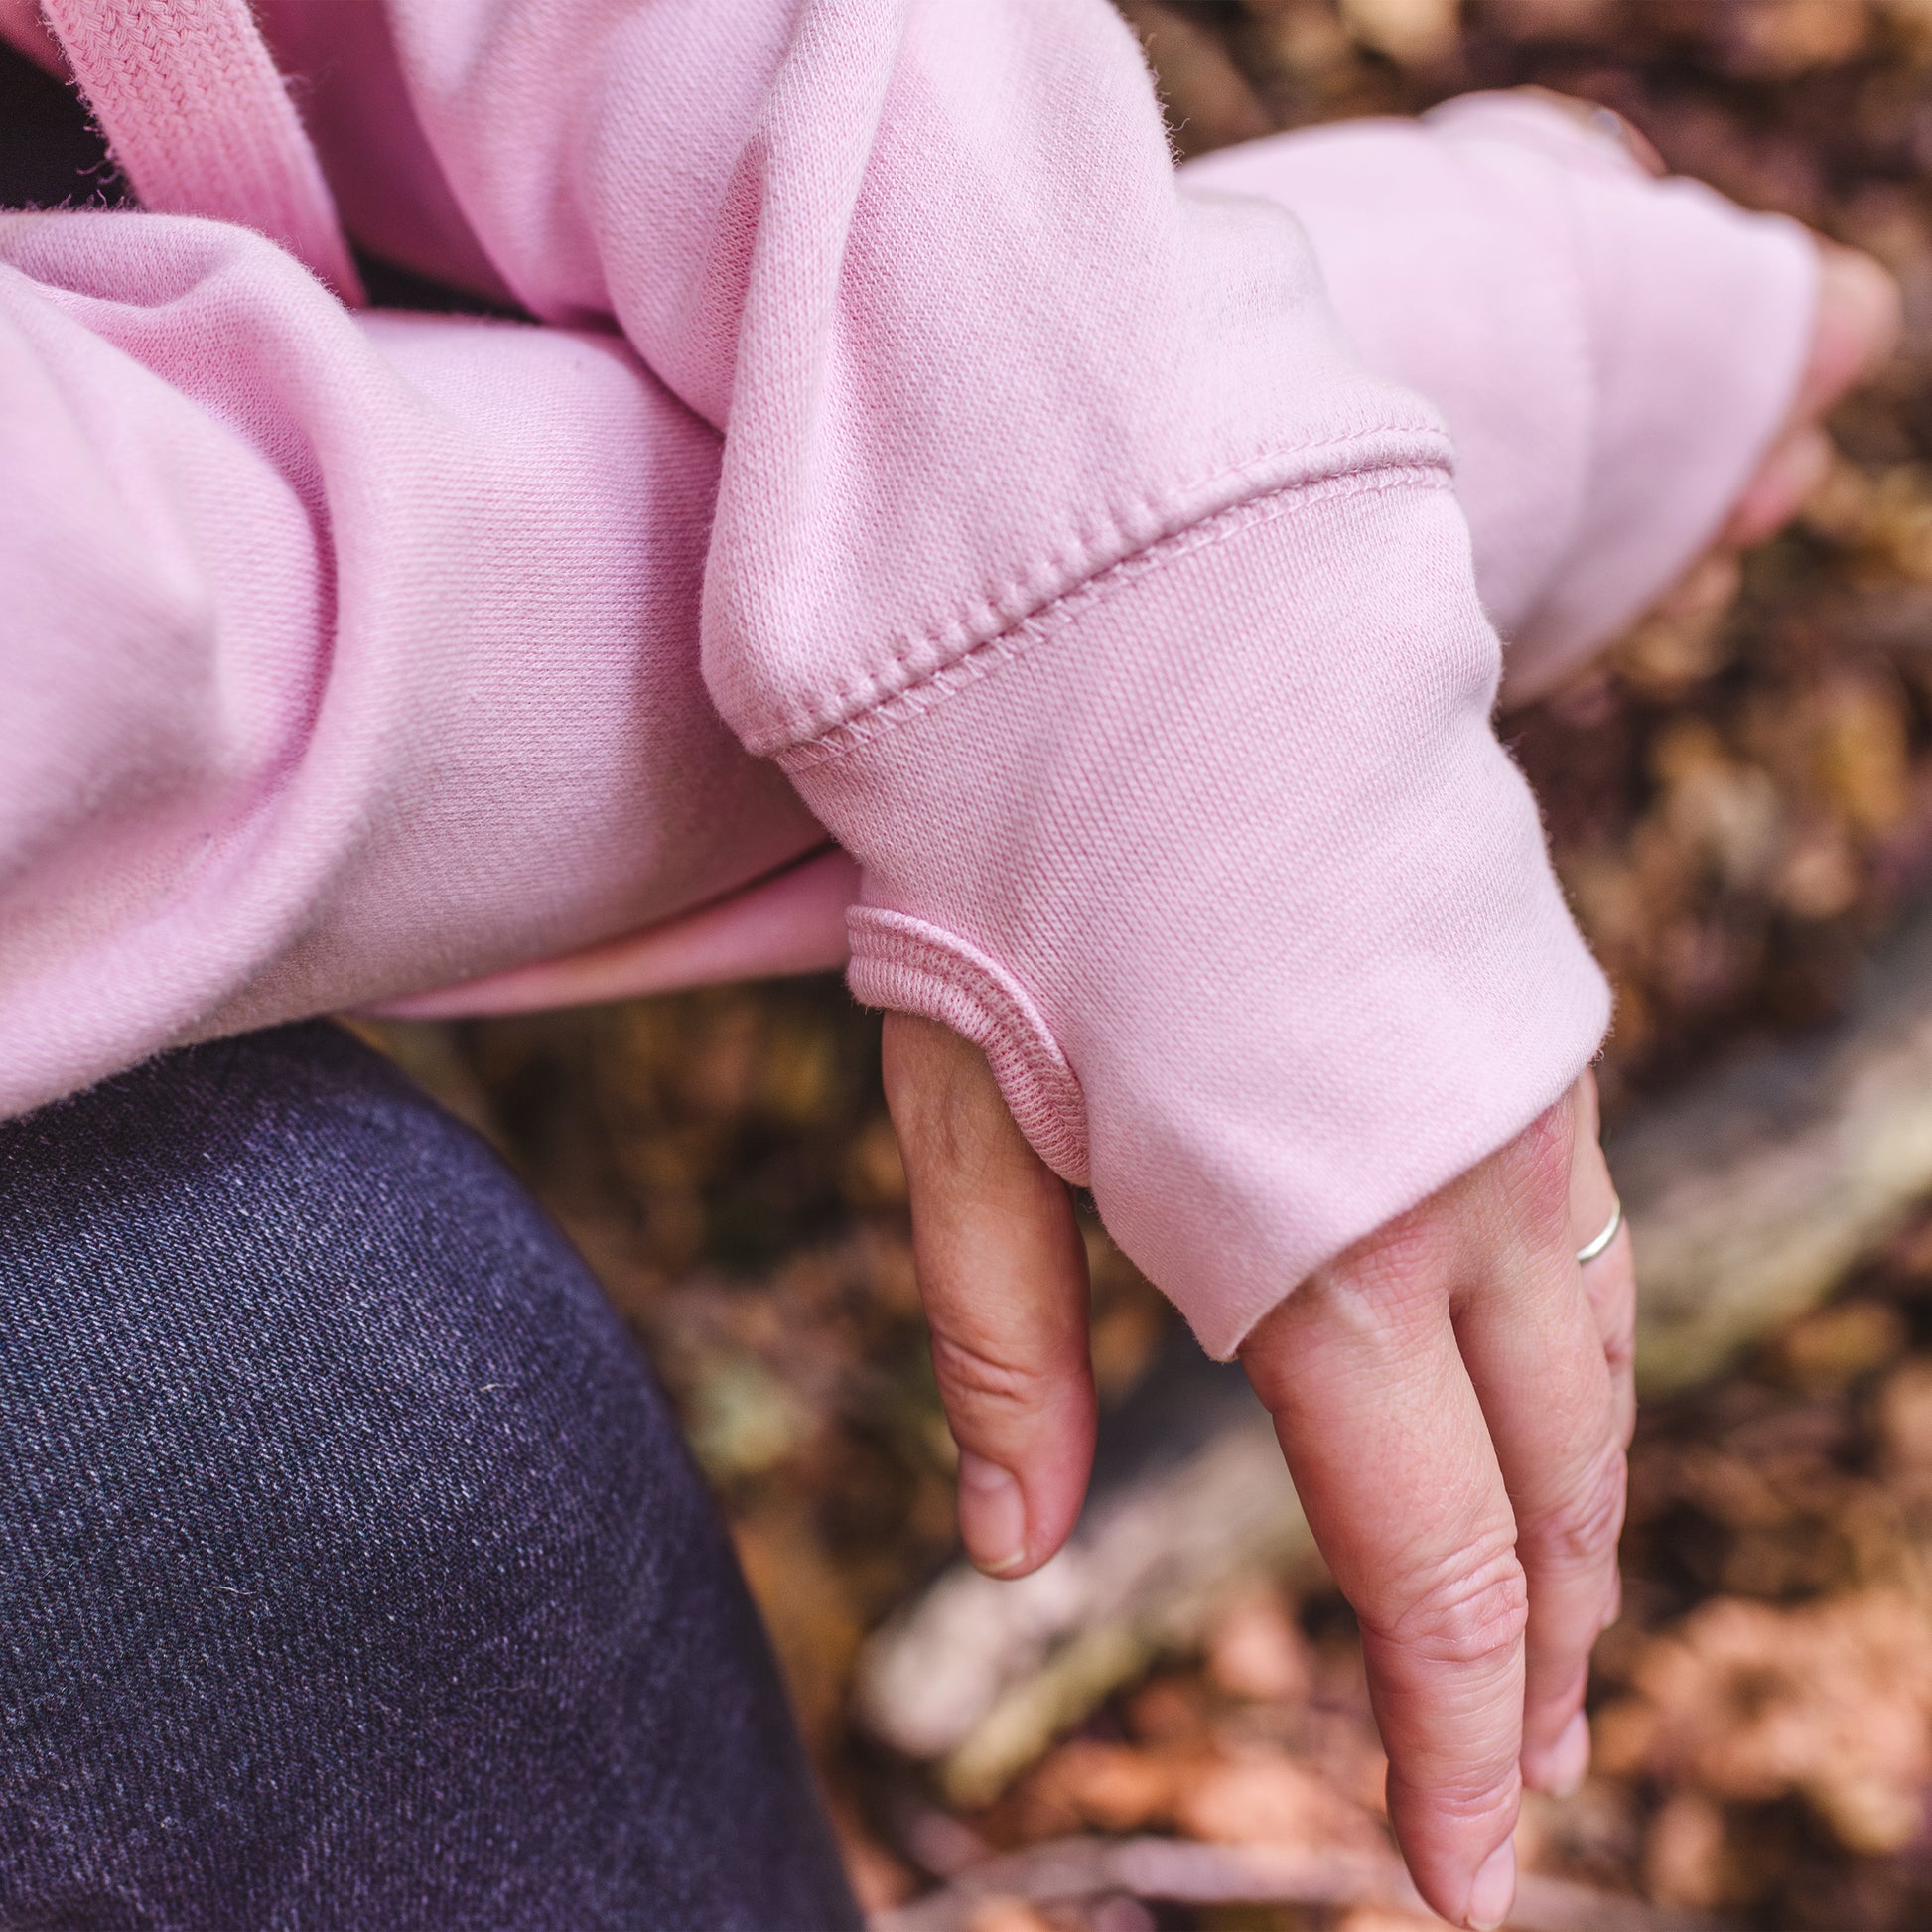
[1499,231,1899,708]
[884,1013,1634,1930]
[1240,1068,1630,1928]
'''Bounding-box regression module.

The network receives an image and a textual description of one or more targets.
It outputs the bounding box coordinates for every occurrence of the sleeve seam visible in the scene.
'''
[776,454,1453,776]
[742,423,1452,760]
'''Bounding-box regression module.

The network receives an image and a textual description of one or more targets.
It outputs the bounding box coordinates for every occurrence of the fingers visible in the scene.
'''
[1643,241,1898,627]
[1450,1095,1623,1802]
[882,1014,1095,1579]
[1242,1190,1534,1930]
[1719,425,1835,553]
[1720,241,1901,550]
[1242,1093,1627,1929]
[1793,243,1902,425]
[1570,1068,1635,1449]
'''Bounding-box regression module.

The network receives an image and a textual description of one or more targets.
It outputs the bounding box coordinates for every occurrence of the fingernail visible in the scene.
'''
[1465,1838,1516,1932]
[1546,1710,1591,1798]
[957,1452,1027,1575]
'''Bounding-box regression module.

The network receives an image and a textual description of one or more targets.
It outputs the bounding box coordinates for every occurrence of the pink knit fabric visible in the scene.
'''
[0,3,1816,1348]
[41,0,363,301]
[816,479,1607,1351]
[1186,99,1818,694]
[406,93,1815,1044]
[376,845,861,1019]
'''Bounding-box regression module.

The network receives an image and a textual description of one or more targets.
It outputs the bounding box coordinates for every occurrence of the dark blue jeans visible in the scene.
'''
[0,1023,863,1930]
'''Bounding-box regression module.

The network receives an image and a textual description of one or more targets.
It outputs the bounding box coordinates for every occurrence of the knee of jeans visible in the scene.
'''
[0,1023,709,1685]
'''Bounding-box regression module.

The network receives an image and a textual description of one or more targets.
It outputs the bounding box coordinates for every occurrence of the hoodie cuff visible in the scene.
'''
[1186,94,1818,702]
[1425,92,1819,686]
[786,469,1610,1358]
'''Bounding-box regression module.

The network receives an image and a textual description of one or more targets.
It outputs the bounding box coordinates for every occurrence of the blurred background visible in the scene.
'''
[359,3,1932,1925]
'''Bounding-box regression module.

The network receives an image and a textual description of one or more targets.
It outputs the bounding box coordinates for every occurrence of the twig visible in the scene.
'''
[1615,897,1932,1394]
[868,1833,1733,1932]
[856,1385,1319,1804]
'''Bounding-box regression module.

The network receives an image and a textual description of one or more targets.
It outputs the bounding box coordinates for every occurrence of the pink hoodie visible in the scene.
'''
[0,1,1811,1354]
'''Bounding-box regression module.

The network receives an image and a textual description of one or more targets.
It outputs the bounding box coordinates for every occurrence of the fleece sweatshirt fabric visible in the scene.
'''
[0,2,1812,1353]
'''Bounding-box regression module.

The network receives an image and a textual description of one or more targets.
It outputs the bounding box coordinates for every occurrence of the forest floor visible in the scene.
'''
[363,3,1932,1924]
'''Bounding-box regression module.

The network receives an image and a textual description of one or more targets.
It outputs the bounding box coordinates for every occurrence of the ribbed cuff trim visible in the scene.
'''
[847,905,1090,1186]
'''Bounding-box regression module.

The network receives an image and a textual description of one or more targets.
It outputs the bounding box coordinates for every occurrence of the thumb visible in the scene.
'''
[883,1013,1095,1577]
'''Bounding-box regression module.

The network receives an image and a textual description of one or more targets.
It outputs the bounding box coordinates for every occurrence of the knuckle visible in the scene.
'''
[927,1325,1059,1426]
[1372,1544,1530,1669]
[1605,1318,1636,1372]
[1315,1213,1449,1335]
[1389,1758,1523,1834]
[1500,1103,1576,1236]
[1524,1444,1628,1571]
[1598,1264,1638,1365]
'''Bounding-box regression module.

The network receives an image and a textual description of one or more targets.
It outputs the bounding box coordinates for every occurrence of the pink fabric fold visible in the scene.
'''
[373,847,860,1019]
[813,476,1608,1355]
[417,91,1816,1028]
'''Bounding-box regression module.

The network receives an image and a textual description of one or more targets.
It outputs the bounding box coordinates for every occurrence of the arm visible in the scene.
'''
[18,13,1611,1917]
[1184,94,1819,700]
[0,210,822,1116]
[287,38,1619,1914]
[274,0,1609,1355]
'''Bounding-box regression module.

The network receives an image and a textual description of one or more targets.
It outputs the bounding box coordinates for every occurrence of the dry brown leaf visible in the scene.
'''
[1643,1789,1734,1912]
[1514,1780,1644,1889]
[1617,1591,1932,1852]
[1338,0,1460,64]
[1332,1907,1443,1932]
[841,1112,908,1207]
[1770,1300,1908,1392]
[1611,599,1737,702]
[730,1506,864,1748]
[839,1820,919,1913]
[1125,1675,1215,1746]
[1719,0,1873,78]
[1116,0,1274,155]
[1775,822,1863,921]
[1814,676,1914,837]
[1024,1742,1182,1837]
[1878,1358,1932,1477]
[1204,1588,1315,1705]
[1479,0,1620,39]
[964,1900,1060,1932]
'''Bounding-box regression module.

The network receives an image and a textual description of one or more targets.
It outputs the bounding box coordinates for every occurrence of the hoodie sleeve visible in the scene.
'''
[0,210,824,1119]
[273,0,1605,1353]
[1183,93,1819,702]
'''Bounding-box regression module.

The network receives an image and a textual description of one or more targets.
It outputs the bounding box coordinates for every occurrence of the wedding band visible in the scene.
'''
[1576,1198,1623,1265]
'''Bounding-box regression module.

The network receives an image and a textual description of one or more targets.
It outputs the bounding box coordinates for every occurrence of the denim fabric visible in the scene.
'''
[0,1023,863,1931]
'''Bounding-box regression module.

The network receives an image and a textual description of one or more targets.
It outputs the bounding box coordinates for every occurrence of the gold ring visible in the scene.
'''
[1576,1198,1623,1265]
